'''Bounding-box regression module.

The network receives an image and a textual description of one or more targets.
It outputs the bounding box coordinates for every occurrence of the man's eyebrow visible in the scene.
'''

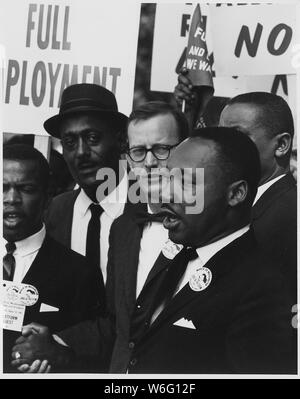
[62,128,103,135]
[14,181,38,185]
[130,143,162,148]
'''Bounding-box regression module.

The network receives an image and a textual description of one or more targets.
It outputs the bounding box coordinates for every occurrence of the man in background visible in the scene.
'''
[175,75,297,301]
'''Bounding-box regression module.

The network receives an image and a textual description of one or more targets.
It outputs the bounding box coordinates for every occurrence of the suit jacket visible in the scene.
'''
[251,173,297,301]
[3,235,103,373]
[45,188,138,249]
[58,205,172,373]
[126,230,296,374]
[55,174,297,373]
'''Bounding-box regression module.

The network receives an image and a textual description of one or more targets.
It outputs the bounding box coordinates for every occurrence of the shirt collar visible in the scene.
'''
[2,225,46,257]
[147,204,154,214]
[195,225,250,266]
[100,168,128,218]
[76,168,128,219]
[76,189,94,217]
[253,174,286,205]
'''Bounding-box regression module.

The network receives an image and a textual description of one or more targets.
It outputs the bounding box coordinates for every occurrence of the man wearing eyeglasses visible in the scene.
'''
[123,101,189,309]
[126,102,187,210]
[98,101,189,371]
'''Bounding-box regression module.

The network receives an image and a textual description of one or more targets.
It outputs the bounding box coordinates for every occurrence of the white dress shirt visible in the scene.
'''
[2,225,46,283]
[71,170,128,283]
[253,174,286,205]
[136,208,169,298]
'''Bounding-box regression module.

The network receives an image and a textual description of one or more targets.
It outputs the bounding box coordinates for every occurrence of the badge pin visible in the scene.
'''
[162,239,183,259]
[19,285,39,306]
[189,267,212,292]
[1,282,39,306]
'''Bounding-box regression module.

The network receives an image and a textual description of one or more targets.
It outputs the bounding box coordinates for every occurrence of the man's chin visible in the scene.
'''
[78,176,98,190]
[168,230,184,246]
[3,226,26,243]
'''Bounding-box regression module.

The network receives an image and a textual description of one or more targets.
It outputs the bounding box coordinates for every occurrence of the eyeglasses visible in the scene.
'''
[126,144,178,162]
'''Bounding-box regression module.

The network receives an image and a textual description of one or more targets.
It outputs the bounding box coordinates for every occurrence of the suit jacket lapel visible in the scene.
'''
[22,236,53,286]
[64,189,80,248]
[252,173,295,220]
[45,189,80,248]
[119,219,143,312]
[142,251,172,290]
[141,230,257,341]
[120,201,147,309]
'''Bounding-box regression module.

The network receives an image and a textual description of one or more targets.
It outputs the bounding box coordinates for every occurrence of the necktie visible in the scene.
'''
[3,242,16,281]
[149,247,198,320]
[86,204,104,270]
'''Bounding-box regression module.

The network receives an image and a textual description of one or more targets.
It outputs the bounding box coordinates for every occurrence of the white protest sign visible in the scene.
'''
[151,3,297,92]
[211,4,296,76]
[151,3,208,93]
[0,0,141,135]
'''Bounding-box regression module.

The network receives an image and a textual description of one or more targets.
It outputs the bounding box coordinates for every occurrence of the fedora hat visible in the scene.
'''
[44,83,128,138]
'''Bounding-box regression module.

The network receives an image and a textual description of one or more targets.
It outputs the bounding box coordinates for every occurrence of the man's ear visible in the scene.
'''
[227,180,248,207]
[274,132,292,159]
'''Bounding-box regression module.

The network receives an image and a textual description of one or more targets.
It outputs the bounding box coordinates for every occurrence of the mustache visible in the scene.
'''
[76,151,109,168]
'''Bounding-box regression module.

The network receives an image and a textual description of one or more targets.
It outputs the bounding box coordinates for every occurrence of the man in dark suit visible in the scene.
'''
[2,144,103,372]
[126,127,296,374]
[43,83,130,285]
[218,93,297,301]
[10,128,296,374]
[175,79,297,301]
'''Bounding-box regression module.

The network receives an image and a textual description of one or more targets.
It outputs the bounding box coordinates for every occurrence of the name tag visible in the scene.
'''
[0,281,39,332]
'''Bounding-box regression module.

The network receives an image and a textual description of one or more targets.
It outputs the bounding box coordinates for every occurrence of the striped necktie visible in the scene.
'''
[3,242,16,281]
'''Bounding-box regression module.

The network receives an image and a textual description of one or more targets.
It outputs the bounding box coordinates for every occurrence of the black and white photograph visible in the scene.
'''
[0,0,299,384]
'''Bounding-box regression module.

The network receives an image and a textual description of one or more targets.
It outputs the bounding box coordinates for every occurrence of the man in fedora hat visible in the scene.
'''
[44,83,135,285]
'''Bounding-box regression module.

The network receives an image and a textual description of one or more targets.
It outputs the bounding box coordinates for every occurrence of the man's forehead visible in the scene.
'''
[60,113,116,133]
[220,103,261,128]
[128,113,179,139]
[4,159,38,180]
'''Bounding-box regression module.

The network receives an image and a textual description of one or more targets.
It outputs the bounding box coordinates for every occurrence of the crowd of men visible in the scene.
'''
[2,73,297,374]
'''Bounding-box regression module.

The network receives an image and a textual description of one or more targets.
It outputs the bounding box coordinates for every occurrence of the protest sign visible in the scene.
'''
[151,3,297,91]
[0,0,140,135]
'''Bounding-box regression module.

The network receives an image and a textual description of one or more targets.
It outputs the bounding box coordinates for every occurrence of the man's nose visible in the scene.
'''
[144,150,158,169]
[77,137,90,157]
[4,187,22,204]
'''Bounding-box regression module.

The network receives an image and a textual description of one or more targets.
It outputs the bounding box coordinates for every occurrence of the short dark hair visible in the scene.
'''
[190,127,261,204]
[3,144,50,192]
[227,92,294,139]
[127,101,189,142]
